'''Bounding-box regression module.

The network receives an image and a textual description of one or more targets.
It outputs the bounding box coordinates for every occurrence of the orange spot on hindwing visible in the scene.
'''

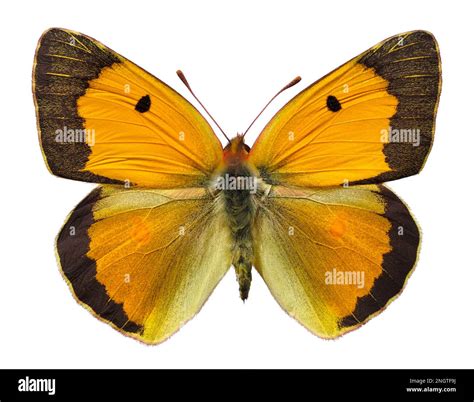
[129,217,152,246]
[329,215,347,239]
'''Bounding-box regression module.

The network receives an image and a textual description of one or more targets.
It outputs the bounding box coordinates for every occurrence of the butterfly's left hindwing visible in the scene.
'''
[57,186,232,344]
[252,184,419,338]
[33,28,223,188]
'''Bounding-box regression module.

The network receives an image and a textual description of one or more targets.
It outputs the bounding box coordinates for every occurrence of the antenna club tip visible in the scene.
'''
[283,76,302,90]
[277,76,302,94]
[176,70,191,88]
[176,70,186,81]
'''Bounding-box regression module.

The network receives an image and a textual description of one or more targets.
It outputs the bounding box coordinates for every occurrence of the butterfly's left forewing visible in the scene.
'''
[249,30,441,187]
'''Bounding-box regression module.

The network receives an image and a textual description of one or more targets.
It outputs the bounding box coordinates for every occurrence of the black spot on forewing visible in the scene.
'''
[135,95,151,113]
[326,95,342,112]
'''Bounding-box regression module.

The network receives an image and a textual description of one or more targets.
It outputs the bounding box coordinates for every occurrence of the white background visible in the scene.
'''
[1,0,473,369]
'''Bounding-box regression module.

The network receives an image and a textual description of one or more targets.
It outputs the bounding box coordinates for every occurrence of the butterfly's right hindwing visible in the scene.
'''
[57,185,233,344]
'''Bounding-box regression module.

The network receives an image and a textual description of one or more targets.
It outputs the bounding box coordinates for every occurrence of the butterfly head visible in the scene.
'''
[223,135,251,165]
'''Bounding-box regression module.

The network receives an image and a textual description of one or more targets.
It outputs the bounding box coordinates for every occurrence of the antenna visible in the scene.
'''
[176,70,230,142]
[242,76,301,137]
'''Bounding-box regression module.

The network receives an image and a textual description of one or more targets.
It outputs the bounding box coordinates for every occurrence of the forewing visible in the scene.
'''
[249,31,441,187]
[34,28,223,188]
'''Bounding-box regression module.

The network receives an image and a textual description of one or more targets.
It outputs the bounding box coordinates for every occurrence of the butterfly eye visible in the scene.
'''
[244,144,251,152]
[326,95,342,112]
[135,95,151,113]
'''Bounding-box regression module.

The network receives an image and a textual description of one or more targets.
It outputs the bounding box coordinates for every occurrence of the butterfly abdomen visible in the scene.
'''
[222,166,255,301]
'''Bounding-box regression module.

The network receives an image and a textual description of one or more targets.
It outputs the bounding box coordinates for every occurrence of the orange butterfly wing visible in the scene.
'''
[252,184,419,338]
[33,28,222,188]
[34,29,233,344]
[247,31,441,338]
[249,31,441,187]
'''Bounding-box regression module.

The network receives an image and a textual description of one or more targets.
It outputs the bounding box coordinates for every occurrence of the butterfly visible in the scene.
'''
[33,28,441,344]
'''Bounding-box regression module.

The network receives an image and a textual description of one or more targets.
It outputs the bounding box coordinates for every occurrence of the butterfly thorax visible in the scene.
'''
[217,135,258,300]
